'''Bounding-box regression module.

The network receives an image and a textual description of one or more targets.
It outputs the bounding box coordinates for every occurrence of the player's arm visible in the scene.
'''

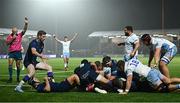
[53,35,63,43]
[43,77,51,92]
[148,50,154,67]
[22,17,28,35]
[70,33,78,42]
[31,48,46,59]
[154,48,161,66]
[130,40,140,57]
[6,35,16,45]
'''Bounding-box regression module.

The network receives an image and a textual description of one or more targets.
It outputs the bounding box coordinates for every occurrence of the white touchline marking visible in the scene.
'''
[1,71,73,76]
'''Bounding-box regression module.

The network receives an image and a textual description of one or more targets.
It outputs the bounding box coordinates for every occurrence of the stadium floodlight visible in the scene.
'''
[103,35,108,38]
[116,36,121,38]
[108,36,114,39]
[153,34,164,37]
[167,34,177,37]
[121,36,127,39]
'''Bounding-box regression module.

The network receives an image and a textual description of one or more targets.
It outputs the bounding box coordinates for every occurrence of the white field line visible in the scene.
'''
[0,84,30,87]
[1,71,73,77]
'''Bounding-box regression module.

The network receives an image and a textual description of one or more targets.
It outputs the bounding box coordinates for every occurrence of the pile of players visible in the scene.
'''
[5,17,180,94]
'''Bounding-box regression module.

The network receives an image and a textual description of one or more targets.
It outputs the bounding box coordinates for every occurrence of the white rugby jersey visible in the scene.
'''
[149,37,175,52]
[125,33,139,56]
[124,58,151,77]
[60,41,71,53]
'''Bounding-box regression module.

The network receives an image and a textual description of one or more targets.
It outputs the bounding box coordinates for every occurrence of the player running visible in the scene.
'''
[117,26,140,61]
[15,30,54,93]
[53,33,78,71]
[6,17,28,83]
[140,34,177,78]
[117,58,180,94]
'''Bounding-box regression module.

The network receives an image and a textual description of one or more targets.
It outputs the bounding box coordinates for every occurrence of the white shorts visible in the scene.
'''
[63,52,70,58]
[147,69,164,87]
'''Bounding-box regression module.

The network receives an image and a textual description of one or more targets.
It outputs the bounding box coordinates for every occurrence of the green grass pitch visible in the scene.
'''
[0,56,180,102]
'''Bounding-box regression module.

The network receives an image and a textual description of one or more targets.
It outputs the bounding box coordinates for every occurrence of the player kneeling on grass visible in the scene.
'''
[15,30,54,93]
[117,58,180,94]
[28,74,80,93]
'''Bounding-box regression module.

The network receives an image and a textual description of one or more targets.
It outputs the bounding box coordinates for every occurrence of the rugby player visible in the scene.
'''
[15,30,54,93]
[140,34,177,78]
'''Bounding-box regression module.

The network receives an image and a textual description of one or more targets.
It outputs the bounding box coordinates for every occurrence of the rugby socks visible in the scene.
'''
[175,84,180,89]
[16,67,20,81]
[47,72,55,82]
[64,63,67,68]
[8,65,13,80]
[18,75,30,87]
[47,72,54,77]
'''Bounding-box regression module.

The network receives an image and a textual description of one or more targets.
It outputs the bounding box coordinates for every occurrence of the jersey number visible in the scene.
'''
[129,60,139,67]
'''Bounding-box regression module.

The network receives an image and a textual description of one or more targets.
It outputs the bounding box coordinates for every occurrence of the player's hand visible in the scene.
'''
[24,17,28,24]
[130,51,135,57]
[40,55,48,59]
[12,34,17,39]
[53,34,56,38]
[75,33,78,36]
[151,64,158,68]
[43,77,48,81]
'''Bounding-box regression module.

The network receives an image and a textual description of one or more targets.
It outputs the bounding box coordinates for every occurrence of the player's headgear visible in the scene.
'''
[95,61,101,67]
[117,60,125,71]
[140,34,151,43]
[81,59,89,64]
[102,56,111,67]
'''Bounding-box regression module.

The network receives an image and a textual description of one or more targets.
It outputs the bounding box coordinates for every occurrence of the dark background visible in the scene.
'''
[0,0,180,52]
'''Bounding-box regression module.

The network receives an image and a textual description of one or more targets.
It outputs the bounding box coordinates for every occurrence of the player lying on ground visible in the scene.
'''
[28,74,80,93]
[97,57,153,93]
[74,59,124,93]
[117,58,180,94]
[140,34,177,78]
[15,30,54,93]
[53,33,78,71]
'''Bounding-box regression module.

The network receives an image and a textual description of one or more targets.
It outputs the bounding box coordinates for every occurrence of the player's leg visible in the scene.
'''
[159,61,170,78]
[159,47,177,78]
[63,57,67,70]
[15,60,21,82]
[35,62,54,81]
[66,74,80,85]
[7,58,14,83]
[63,52,70,70]
[15,64,36,92]
[66,57,69,69]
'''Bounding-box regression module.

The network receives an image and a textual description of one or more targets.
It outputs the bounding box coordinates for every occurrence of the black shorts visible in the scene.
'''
[24,61,39,69]
[8,51,22,60]
[57,79,74,92]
